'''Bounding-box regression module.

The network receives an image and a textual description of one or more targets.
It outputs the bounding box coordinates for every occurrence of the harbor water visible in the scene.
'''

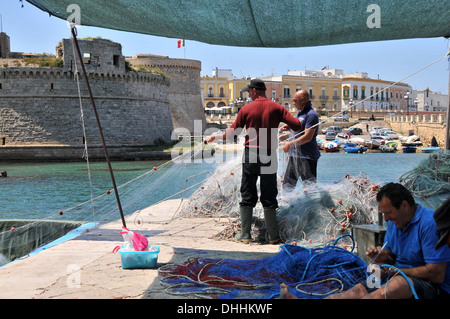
[0,151,428,222]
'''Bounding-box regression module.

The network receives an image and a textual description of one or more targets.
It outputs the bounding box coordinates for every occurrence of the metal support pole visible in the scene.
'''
[71,27,127,228]
[446,59,450,150]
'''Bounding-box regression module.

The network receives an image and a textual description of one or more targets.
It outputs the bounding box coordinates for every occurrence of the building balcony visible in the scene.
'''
[333,95,340,100]
[319,95,329,101]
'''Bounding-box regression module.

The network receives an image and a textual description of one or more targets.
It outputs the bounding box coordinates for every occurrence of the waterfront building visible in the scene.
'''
[200,68,419,118]
[412,88,448,113]
[342,72,398,113]
[276,69,343,113]
[200,68,253,114]
[389,82,411,112]
[201,69,235,109]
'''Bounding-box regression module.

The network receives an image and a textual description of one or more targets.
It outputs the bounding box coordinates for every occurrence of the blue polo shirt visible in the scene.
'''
[288,102,321,161]
[384,204,450,293]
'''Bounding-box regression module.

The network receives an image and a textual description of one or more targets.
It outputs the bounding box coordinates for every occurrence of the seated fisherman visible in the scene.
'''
[280,183,450,299]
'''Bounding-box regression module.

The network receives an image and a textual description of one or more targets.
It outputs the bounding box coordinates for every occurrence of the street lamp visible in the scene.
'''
[404,92,410,115]
[349,99,355,118]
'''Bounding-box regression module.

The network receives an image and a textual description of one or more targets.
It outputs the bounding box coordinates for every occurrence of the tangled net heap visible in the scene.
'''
[158,243,368,299]
[173,158,242,219]
[173,153,379,248]
[277,173,379,248]
[399,150,450,209]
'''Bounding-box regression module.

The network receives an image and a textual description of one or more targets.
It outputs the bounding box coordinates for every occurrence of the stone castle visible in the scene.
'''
[0,32,205,160]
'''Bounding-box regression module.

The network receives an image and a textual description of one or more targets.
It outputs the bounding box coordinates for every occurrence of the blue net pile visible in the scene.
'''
[158,241,369,299]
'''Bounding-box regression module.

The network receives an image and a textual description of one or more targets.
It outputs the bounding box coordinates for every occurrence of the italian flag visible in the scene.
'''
[177,39,185,48]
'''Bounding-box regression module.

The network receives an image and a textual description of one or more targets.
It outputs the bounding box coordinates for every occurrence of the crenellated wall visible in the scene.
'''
[127,54,206,134]
[0,67,173,146]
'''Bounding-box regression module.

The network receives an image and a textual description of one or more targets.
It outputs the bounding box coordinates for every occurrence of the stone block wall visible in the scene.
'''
[0,67,173,146]
[127,54,206,134]
[57,38,126,74]
[387,114,447,147]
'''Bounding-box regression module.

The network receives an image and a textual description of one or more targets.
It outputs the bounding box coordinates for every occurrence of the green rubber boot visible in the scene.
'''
[235,206,253,243]
[264,208,281,244]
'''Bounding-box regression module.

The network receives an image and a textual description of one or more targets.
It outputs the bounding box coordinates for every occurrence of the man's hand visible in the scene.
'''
[366,245,381,260]
[279,133,290,142]
[282,141,292,153]
[206,135,216,144]
[366,245,393,264]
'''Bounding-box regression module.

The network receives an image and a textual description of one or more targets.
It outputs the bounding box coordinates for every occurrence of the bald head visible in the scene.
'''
[293,89,310,110]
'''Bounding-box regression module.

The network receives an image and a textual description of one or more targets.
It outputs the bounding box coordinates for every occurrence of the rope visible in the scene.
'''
[70,26,97,224]
[380,264,419,299]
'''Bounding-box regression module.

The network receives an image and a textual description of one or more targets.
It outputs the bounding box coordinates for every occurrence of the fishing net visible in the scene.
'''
[0,140,380,267]
[399,150,450,209]
[0,145,215,266]
[172,156,242,220]
[277,173,379,247]
[158,242,369,299]
[174,154,380,248]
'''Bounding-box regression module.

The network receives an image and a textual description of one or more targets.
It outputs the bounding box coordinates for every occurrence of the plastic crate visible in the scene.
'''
[119,246,160,269]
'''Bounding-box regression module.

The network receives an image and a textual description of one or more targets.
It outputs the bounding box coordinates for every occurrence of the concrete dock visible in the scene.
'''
[0,199,280,299]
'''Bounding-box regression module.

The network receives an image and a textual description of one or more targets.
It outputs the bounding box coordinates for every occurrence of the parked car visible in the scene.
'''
[337,130,351,139]
[327,126,343,133]
[369,127,384,134]
[325,131,338,141]
[334,115,349,122]
[322,126,342,135]
[348,127,363,135]
[370,132,392,141]
[379,128,399,139]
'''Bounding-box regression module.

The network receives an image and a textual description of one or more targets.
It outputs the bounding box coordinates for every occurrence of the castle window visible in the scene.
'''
[50,83,54,90]
[113,55,120,67]
[83,52,91,64]
[0,83,2,89]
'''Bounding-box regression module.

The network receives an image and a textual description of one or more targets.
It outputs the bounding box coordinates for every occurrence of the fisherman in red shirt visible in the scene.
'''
[207,79,302,244]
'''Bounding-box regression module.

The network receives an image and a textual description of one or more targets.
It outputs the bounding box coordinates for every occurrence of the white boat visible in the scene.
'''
[349,137,365,145]
[401,135,423,146]
[364,139,381,150]
[316,138,324,150]
[324,140,340,152]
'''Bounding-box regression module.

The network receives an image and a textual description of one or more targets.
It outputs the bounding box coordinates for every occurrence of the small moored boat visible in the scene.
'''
[343,142,367,153]
[324,141,340,152]
[402,146,417,153]
[364,139,381,150]
[421,146,441,153]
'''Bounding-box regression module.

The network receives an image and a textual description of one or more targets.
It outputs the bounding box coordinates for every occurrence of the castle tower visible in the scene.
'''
[57,37,126,74]
[0,32,10,58]
[127,54,207,134]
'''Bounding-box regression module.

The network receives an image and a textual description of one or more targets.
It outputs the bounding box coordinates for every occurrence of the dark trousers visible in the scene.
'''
[282,156,317,191]
[240,148,278,209]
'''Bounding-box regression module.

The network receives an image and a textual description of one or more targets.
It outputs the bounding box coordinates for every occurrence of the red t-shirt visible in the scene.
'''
[227,96,302,149]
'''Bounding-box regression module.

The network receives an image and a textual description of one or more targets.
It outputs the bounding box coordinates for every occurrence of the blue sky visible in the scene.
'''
[1,0,449,94]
